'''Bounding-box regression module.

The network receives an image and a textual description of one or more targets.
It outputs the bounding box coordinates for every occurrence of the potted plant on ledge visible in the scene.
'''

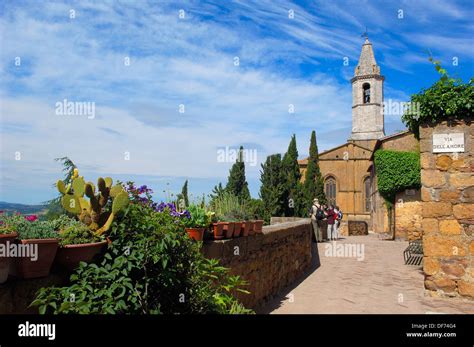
[55,222,107,271]
[5,215,60,279]
[0,218,18,283]
[184,204,209,241]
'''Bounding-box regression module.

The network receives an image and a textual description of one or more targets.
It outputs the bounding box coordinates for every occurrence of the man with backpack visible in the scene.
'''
[334,206,343,240]
[310,198,325,242]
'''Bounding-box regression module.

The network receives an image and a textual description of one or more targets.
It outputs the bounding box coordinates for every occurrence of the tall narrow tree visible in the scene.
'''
[302,130,327,210]
[179,180,189,207]
[282,135,303,216]
[259,154,285,222]
[225,146,251,201]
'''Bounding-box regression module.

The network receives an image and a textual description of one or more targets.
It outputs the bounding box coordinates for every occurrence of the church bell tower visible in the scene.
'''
[349,37,385,141]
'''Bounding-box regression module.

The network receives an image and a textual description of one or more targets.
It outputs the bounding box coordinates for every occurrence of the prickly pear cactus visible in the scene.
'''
[56,169,129,235]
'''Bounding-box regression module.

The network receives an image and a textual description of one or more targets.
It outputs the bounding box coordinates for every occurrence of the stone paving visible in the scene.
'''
[264,234,474,314]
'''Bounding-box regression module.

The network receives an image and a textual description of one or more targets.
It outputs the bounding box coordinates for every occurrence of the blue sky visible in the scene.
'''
[1,0,473,204]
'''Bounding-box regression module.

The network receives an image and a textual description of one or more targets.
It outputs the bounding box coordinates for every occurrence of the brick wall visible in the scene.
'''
[420,119,474,299]
[202,219,313,309]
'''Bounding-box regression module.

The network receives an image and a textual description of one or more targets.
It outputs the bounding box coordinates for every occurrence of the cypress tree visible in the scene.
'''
[259,154,285,222]
[302,130,327,211]
[225,146,251,201]
[180,180,189,207]
[282,135,303,216]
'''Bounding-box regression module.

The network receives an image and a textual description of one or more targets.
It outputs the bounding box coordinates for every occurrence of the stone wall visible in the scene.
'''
[202,219,313,309]
[395,190,422,240]
[420,119,474,299]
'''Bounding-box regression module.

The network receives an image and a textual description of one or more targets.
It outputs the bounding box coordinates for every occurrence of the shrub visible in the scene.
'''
[0,214,59,239]
[374,150,421,203]
[32,185,252,314]
[401,58,473,139]
[59,223,102,246]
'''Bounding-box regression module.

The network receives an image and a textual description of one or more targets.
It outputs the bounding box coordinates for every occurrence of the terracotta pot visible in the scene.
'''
[241,222,252,237]
[213,223,224,240]
[0,232,18,284]
[185,227,205,241]
[11,238,59,279]
[253,220,264,234]
[222,222,235,239]
[55,240,108,271]
[248,221,255,236]
[233,222,242,237]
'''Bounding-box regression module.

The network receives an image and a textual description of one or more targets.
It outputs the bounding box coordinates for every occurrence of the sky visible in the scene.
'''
[0,0,473,204]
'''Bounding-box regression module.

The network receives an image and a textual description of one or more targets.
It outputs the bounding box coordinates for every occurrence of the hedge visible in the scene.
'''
[374,150,421,203]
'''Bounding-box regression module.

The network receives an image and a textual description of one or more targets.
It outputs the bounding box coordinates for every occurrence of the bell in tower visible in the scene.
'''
[349,37,385,141]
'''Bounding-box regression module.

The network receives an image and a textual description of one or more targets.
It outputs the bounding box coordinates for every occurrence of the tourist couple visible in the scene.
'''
[310,198,342,242]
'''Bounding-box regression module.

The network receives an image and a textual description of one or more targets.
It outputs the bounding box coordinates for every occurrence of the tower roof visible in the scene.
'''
[354,37,380,76]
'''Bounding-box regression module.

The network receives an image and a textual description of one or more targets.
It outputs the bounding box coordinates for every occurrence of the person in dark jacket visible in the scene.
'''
[325,205,337,241]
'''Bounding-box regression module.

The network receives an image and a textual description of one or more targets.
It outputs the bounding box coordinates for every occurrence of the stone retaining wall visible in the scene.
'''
[202,219,313,309]
[420,119,474,299]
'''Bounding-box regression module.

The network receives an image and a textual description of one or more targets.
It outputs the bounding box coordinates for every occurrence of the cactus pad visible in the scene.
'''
[112,191,129,213]
[57,180,66,194]
[61,194,81,214]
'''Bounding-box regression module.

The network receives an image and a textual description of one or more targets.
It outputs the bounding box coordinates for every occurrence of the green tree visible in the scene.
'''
[302,130,326,211]
[225,146,251,201]
[43,157,77,220]
[178,180,189,208]
[259,154,286,222]
[282,135,303,216]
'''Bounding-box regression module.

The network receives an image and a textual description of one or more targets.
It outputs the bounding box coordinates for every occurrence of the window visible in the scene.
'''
[364,177,371,212]
[363,83,370,103]
[325,176,336,206]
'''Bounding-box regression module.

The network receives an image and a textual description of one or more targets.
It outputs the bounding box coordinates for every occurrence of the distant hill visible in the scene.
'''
[0,201,48,215]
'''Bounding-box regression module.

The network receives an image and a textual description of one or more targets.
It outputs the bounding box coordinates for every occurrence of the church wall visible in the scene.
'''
[370,132,420,237]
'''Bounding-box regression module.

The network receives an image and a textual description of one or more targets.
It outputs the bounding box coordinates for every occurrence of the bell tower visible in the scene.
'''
[349,37,385,141]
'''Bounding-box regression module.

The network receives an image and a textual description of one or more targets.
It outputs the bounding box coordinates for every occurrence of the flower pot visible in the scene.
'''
[222,222,235,239]
[213,223,224,240]
[0,232,18,284]
[185,227,205,241]
[55,240,108,271]
[11,238,59,279]
[233,222,242,237]
[253,220,264,234]
[248,221,255,236]
[241,222,252,237]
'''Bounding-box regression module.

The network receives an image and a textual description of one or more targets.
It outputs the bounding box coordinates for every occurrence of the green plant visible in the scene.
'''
[374,150,421,203]
[210,192,245,222]
[0,214,59,240]
[402,57,473,139]
[59,223,102,247]
[282,135,304,217]
[57,168,129,235]
[225,146,251,202]
[183,204,209,228]
[32,198,252,314]
[302,130,326,208]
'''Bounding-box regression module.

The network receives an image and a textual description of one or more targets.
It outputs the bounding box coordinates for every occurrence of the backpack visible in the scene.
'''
[316,208,325,221]
[338,211,343,220]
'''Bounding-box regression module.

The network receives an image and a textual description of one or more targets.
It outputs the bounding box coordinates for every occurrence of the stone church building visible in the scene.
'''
[299,38,419,238]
